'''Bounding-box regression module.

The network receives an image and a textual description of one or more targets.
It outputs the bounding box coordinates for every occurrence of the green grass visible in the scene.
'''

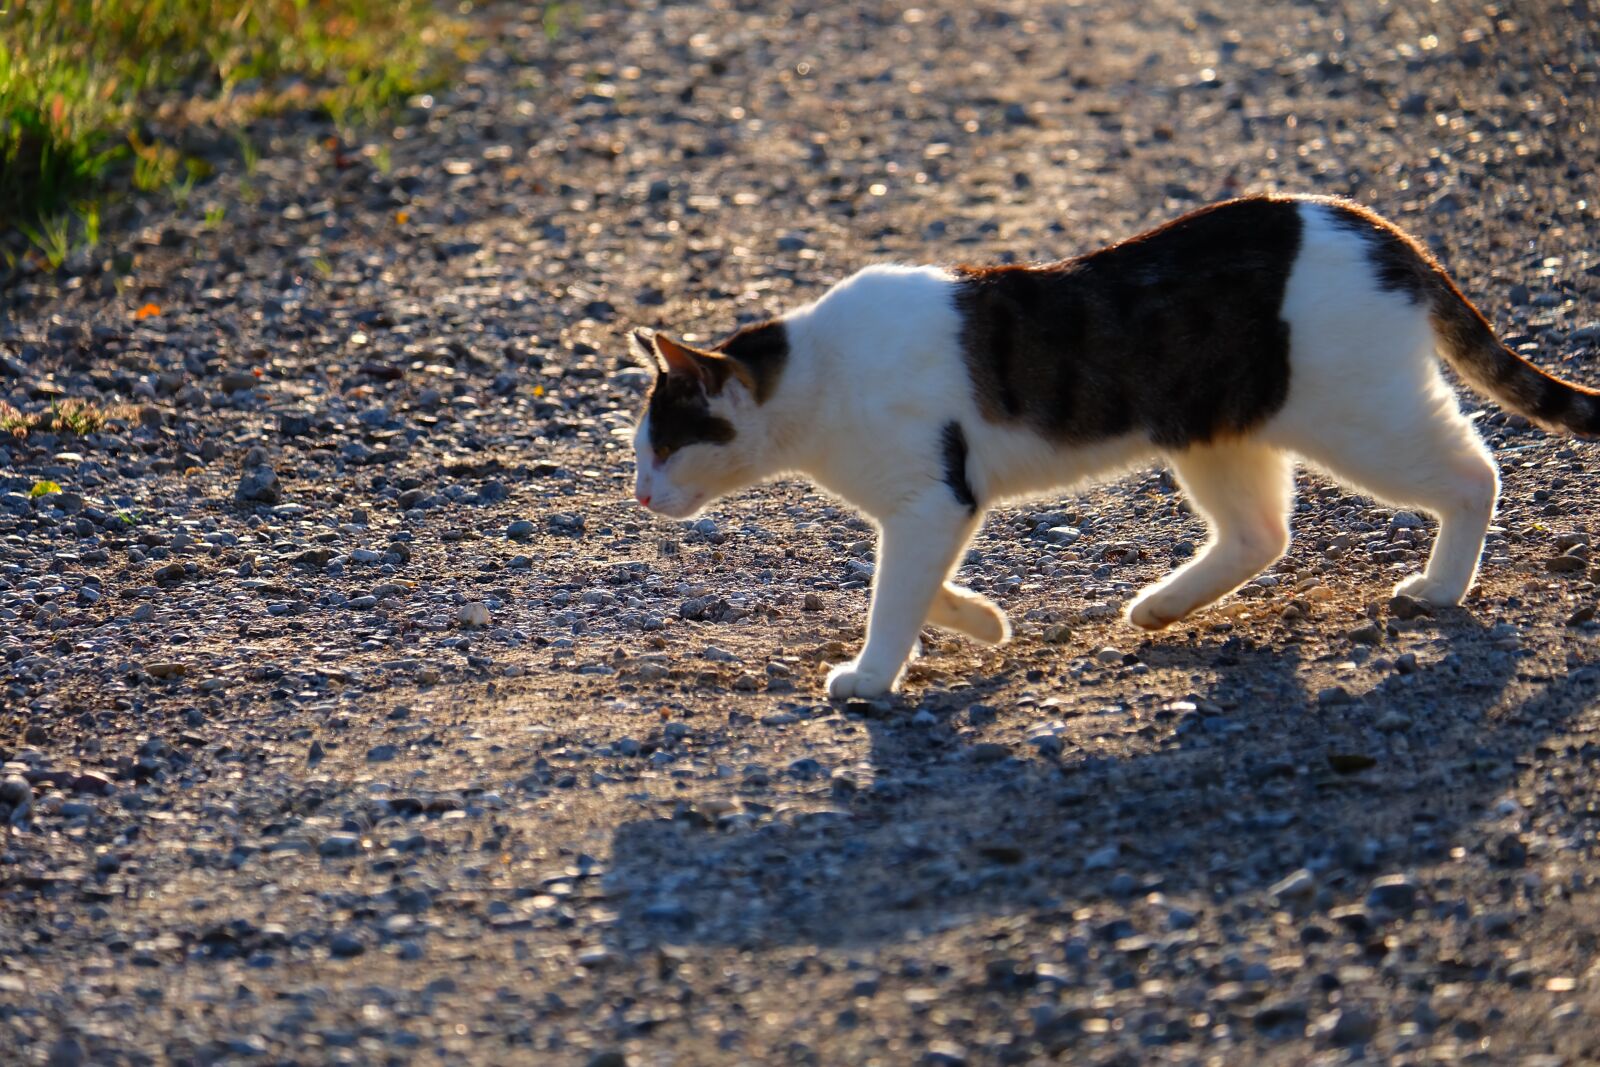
[0,397,140,437]
[0,0,462,262]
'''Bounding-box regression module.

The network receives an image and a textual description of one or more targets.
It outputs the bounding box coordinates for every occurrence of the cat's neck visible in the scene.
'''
[748,308,830,475]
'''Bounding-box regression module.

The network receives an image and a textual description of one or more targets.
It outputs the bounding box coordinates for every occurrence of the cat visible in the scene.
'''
[627,194,1598,699]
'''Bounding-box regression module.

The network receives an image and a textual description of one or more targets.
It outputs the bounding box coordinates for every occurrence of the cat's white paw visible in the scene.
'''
[825,660,899,700]
[1127,594,1186,631]
[1393,574,1466,606]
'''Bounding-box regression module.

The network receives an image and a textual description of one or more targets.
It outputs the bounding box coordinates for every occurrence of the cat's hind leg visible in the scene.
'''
[927,583,1011,645]
[1128,442,1294,630]
[1295,395,1497,606]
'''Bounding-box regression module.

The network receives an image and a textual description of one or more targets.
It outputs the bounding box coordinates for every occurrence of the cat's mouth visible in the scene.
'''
[642,493,705,519]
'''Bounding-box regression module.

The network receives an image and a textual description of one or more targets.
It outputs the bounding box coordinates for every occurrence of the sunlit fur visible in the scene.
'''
[630,200,1527,699]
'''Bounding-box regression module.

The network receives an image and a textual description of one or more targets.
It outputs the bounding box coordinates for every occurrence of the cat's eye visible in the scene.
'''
[653,446,671,464]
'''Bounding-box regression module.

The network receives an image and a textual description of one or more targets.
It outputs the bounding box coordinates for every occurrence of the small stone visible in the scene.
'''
[1324,1006,1378,1046]
[329,933,365,958]
[586,1054,628,1067]
[457,602,491,628]
[1328,752,1376,774]
[1567,605,1596,626]
[1547,554,1586,573]
[45,1035,85,1067]
[146,661,187,679]
[1389,511,1424,531]
[318,832,361,858]
[1095,647,1125,665]
[922,1042,969,1067]
[0,775,33,825]
[72,771,114,795]
[366,744,398,763]
[1317,686,1352,706]
[1083,844,1119,871]
[1376,711,1412,732]
[1387,594,1431,620]
[1366,874,1420,912]
[235,466,281,504]
[1347,623,1382,644]
[1269,868,1315,901]
[507,520,535,541]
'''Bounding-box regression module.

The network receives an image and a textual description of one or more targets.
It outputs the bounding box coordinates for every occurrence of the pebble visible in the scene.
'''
[0,775,33,824]
[1366,874,1421,913]
[1268,868,1315,901]
[318,833,362,857]
[328,933,366,958]
[1376,711,1412,732]
[235,465,281,504]
[1083,844,1119,871]
[1347,623,1382,644]
[1387,594,1431,619]
[457,602,491,628]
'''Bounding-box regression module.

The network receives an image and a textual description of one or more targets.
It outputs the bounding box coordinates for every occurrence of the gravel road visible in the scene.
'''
[3,0,1600,1063]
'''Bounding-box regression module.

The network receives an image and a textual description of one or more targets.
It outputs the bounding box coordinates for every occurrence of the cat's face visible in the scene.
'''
[629,326,786,519]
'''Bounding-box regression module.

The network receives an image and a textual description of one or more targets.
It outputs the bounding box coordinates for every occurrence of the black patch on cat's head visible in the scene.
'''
[646,371,736,456]
[638,319,789,457]
[713,319,789,404]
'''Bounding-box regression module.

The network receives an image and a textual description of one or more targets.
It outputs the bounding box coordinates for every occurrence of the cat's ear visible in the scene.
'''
[628,328,664,371]
[653,333,753,396]
[652,332,710,379]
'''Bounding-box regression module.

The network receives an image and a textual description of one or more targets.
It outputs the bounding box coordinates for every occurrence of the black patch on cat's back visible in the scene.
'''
[1322,200,1435,300]
[940,421,978,515]
[715,319,789,404]
[954,196,1303,449]
[646,373,736,455]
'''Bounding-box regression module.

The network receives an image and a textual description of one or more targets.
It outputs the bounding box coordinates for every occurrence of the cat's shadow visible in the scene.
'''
[602,615,1588,952]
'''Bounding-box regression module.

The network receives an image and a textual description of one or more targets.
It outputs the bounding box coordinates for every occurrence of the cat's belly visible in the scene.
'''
[972,424,1153,504]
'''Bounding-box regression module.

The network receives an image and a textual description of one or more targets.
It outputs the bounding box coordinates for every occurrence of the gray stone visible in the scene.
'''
[235,465,281,504]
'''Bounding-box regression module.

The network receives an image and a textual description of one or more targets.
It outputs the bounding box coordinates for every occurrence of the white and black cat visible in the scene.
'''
[628,195,1597,699]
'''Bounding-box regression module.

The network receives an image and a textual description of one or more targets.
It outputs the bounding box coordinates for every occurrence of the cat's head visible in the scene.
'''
[629,321,788,519]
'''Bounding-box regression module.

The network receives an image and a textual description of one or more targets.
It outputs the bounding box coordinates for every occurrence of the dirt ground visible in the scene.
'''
[3,0,1600,1063]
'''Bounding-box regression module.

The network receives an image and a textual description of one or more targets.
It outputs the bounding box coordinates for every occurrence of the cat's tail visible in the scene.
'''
[1431,274,1600,437]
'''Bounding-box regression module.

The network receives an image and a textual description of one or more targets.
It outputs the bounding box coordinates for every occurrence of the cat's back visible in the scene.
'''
[806,263,960,332]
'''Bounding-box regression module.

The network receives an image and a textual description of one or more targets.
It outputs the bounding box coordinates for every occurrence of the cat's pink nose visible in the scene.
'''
[637,493,651,508]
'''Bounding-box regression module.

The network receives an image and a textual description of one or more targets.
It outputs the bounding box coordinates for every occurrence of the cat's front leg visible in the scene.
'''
[826,496,979,700]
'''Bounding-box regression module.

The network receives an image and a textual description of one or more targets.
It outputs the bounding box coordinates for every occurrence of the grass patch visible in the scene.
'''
[0,398,140,438]
[1,0,462,261]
